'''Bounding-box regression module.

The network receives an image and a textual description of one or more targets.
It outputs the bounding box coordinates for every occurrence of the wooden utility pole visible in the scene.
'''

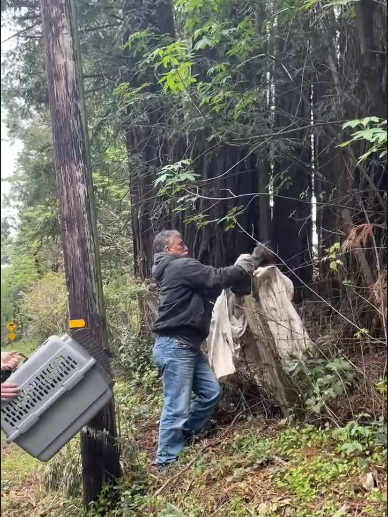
[40,0,121,506]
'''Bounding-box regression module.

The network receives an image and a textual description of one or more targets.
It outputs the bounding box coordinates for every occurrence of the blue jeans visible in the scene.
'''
[153,336,223,466]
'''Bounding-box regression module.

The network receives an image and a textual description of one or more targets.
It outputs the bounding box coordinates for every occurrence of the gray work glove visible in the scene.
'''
[235,242,275,275]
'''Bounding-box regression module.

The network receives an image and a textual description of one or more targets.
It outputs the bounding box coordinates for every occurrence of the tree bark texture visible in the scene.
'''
[40,0,121,506]
[272,87,313,295]
[354,0,387,119]
[241,295,301,417]
[122,0,176,280]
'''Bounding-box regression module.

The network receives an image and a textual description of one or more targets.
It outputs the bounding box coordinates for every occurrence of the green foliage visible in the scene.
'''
[375,378,387,395]
[103,272,153,377]
[114,335,155,378]
[1,440,39,491]
[322,242,344,272]
[1,255,39,337]
[157,506,186,517]
[285,356,357,414]
[216,206,245,231]
[354,327,370,339]
[4,371,386,517]
[84,405,386,517]
[2,339,38,357]
[104,274,146,331]
[150,41,197,94]
[86,476,153,517]
[1,277,14,335]
[18,272,68,342]
[304,357,356,414]
[274,455,352,503]
[113,82,153,109]
[333,417,387,454]
[1,215,13,266]
[341,118,387,162]
[155,160,199,195]
[39,439,82,498]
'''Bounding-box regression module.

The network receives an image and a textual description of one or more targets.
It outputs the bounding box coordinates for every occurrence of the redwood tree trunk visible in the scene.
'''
[40,0,121,506]
[354,0,387,119]
[272,94,313,294]
[123,0,176,280]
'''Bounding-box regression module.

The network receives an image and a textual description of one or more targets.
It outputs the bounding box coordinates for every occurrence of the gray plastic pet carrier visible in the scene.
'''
[1,334,113,462]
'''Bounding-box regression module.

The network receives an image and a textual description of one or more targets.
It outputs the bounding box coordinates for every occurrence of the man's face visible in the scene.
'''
[166,234,189,257]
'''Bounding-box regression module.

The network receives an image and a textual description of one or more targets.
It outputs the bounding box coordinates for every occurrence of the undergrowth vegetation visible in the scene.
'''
[2,369,387,517]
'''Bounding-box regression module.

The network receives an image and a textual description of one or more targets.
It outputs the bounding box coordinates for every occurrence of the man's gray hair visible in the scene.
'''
[153,230,181,254]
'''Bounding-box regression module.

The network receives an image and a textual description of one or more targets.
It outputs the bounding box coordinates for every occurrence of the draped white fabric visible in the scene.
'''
[206,265,309,380]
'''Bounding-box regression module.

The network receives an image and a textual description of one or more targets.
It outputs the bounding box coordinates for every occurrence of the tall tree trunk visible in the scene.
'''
[272,92,313,295]
[257,157,272,243]
[123,0,176,280]
[40,0,121,506]
[271,23,313,296]
[354,0,387,118]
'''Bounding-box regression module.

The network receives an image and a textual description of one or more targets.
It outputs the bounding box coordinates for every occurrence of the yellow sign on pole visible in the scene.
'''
[8,332,17,342]
[6,322,17,332]
[69,319,86,329]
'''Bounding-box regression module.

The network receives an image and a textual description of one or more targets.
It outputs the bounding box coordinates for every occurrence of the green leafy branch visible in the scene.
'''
[340,117,387,162]
[155,160,199,196]
[148,41,196,94]
[322,242,344,272]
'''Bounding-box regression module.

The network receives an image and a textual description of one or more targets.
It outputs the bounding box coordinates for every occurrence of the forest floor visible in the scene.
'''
[1,372,387,517]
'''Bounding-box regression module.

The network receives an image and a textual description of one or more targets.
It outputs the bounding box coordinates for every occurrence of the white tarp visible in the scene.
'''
[206,265,310,381]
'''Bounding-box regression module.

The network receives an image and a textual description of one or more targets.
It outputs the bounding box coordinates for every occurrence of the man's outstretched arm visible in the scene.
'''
[182,243,275,297]
[183,259,250,295]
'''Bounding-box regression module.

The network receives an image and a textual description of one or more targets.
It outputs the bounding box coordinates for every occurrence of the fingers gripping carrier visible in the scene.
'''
[1,335,113,462]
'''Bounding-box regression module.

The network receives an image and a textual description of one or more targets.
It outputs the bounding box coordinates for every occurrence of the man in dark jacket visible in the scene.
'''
[152,230,269,467]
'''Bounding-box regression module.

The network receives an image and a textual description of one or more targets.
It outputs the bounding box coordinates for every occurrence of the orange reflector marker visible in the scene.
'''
[69,319,86,329]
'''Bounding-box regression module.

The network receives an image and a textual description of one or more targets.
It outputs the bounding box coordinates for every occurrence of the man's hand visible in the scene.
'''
[1,352,21,371]
[235,242,276,275]
[1,383,19,401]
[251,242,276,268]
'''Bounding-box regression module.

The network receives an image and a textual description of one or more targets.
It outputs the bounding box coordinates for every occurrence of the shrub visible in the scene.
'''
[19,272,68,342]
